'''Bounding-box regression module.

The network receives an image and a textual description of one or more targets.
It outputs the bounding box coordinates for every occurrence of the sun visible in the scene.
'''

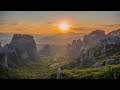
[59,23,70,31]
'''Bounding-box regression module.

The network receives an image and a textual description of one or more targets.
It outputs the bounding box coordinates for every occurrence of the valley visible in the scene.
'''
[0,29,120,79]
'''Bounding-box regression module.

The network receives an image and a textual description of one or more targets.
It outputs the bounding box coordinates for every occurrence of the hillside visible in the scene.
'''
[51,29,120,79]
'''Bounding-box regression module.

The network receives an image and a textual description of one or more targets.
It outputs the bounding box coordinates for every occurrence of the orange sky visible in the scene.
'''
[0,11,120,34]
[0,21,120,34]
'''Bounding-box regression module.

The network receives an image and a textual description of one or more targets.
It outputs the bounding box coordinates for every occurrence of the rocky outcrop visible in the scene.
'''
[10,34,37,60]
[93,63,103,68]
[67,29,120,55]
[56,68,62,79]
[105,58,120,65]
[0,43,3,55]
[106,29,120,45]
[66,29,120,67]
[66,30,106,56]
[0,44,4,63]
[81,30,106,50]
[0,34,37,68]
[93,58,120,68]
[0,42,8,67]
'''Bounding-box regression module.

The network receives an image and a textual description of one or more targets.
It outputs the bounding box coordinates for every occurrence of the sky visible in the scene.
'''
[0,11,120,34]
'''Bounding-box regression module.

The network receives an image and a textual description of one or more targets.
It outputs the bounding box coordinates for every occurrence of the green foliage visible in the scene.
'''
[1,43,120,79]
[0,64,9,79]
[62,64,120,79]
[0,44,70,79]
[106,44,120,54]
[5,56,68,79]
[95,52,120,66]
[86,45,102,57]
[0,64,15,79]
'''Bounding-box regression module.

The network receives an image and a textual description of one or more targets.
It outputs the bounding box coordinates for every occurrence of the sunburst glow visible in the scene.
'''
[59,23,70,31]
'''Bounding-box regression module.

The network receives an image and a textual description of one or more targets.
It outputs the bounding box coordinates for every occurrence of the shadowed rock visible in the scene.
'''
[106,29,120,44]
[0,34,37,68]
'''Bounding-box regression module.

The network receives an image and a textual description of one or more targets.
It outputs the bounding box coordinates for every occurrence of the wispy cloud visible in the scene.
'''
[70,24,120,34]
[102,24,120,27]
[46,20,57,27]
[71,24,120,31]
[0,20,22,26]
[71,27,91,30]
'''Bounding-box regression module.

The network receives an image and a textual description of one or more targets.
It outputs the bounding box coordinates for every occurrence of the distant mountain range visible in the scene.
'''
[0,32,87,46]
[36,32,87,45]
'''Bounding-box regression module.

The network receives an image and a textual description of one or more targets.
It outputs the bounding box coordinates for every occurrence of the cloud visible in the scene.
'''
[46,20,58,26]
[102,24,120,27]
[71,24,120,31]
[71,26,95,31]
[47,21,54,24]
[47,20,56,25]
[0,20,22,26]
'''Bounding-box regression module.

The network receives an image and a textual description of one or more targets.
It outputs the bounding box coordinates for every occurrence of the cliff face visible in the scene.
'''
[66,30,106,56]
[106,29,120,45]
[0,34,37,68]
[81,30,106,50]
[10,34,37,60]
[66,29,120,68]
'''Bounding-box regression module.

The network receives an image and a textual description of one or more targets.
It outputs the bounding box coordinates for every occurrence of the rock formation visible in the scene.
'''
[0,34,37,68]
[0,42,8,67]
[93,58,120,68]
[66,29,120,67]
[82,30,106,50]
[56,68,62,79]
[66,30,106,56]
[67,29,120,56]
[106,29,120,45]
